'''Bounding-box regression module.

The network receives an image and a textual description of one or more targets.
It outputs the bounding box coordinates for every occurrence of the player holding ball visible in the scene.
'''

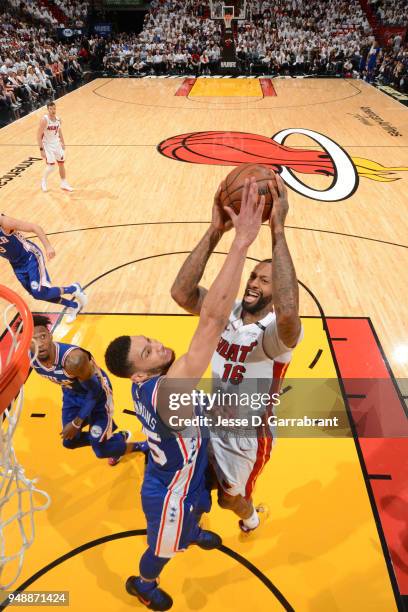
[172,166,303,533]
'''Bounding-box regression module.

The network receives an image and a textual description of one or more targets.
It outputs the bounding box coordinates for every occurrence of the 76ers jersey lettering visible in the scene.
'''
[132,376,208,494]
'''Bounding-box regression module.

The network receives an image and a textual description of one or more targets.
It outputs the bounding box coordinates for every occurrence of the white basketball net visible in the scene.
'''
[224,14,233,29]
[0,302,50,590]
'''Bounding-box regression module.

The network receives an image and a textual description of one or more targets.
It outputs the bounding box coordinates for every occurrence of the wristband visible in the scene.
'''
[71,419,81,429]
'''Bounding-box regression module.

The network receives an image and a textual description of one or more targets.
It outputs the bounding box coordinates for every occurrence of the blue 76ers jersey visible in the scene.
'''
[132,376,208,496]
[31,342,111,400]
[0,222,38,267]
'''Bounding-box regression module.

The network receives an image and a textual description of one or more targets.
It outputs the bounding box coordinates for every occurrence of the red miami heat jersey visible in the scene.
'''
[211,302,295,418]
[42,115,61,145]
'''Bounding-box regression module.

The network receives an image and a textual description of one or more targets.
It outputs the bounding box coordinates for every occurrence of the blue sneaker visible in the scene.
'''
[125,576,173,611]
[133,441,149,454]
[192,528,222,550]
[133,440,149,465]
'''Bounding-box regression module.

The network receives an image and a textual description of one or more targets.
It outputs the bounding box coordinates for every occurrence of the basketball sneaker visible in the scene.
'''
[41,179,47,192]
[239,503,270,535]
[108,430,131,466]
[60,180,74,192]
[65,302,80,324]
[108,433,149,466]
[192,528,222,550]
[125,576,173,611]
[72,283,88,309]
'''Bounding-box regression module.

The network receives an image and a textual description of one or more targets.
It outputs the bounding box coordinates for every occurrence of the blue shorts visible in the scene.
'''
[141,470,211,559]
[14,249,51,294]
[62,392,117,442]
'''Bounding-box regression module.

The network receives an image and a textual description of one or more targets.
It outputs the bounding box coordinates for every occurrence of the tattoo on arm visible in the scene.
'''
[272,232,301,347]
[171,226,223,314]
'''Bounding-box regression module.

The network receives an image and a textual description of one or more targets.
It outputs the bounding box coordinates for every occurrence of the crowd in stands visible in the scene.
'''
[235,0,373,75]
[376,41,408,91]
[7,0,59,26]
[369,0,408,26]
[99,0,376,77]
[0,0,407,115]
[5,0,89,27]
[0,5,85,111]
[54,0,89,26]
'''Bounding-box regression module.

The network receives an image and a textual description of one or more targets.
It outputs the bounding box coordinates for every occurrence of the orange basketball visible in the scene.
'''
[219,164,276,222]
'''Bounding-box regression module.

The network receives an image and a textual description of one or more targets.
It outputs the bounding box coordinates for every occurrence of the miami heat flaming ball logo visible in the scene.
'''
[158,129,408,202]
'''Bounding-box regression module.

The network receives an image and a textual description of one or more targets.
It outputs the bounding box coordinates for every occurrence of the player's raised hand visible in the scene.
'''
[45,245,56,261]
[268,174,289,233]
[211,179,233,233]
[225,177,265,247]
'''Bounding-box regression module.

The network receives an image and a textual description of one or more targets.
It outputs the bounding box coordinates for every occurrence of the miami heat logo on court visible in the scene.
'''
[158,129,408,202]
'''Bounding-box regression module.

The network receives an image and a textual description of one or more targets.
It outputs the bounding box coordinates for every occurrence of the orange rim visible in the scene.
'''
[0,285,33,415]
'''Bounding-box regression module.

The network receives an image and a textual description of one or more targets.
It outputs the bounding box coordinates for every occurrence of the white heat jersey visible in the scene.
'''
[42,115,61,145]
[211,302,294,418]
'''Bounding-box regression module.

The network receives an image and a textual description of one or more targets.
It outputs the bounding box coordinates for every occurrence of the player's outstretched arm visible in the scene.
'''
[158,179,265,426]
[268,175,301,348]
[0,214,55,260]
[170,180,233,315]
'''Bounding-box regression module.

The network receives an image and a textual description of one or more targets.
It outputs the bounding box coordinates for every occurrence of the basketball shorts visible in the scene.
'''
[209,429,273,500]
[62,391,116,443]
[44,142,65,164]
[141,471,211,559]
[14,248,51,295]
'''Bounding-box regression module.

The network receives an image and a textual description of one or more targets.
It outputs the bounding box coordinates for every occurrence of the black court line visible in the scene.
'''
[30,413,46,418]
[218,545,295,611]
[368,474,392,480]
[27,221,408,251]
[331,337,348,341]
[92,77,362,111]
[280,386,292,395]
[346,394,367,399]
[123,408,137,417]
[308,349,323,369]
[0,530,294,611]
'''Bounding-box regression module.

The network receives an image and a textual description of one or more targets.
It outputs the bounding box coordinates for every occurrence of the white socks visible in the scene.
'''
[242,507,260,530]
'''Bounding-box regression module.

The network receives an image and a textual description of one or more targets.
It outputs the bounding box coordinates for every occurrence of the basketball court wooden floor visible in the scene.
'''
[0,78,407,610]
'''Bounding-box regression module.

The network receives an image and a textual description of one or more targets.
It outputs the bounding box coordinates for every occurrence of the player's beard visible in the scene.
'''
[241,294,273,314]
[148,349,176,376]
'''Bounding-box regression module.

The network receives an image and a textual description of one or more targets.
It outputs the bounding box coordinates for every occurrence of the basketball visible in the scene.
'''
[219,164,276,222]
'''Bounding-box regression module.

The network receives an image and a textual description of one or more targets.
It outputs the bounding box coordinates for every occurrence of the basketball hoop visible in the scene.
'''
[0,285,50,590]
